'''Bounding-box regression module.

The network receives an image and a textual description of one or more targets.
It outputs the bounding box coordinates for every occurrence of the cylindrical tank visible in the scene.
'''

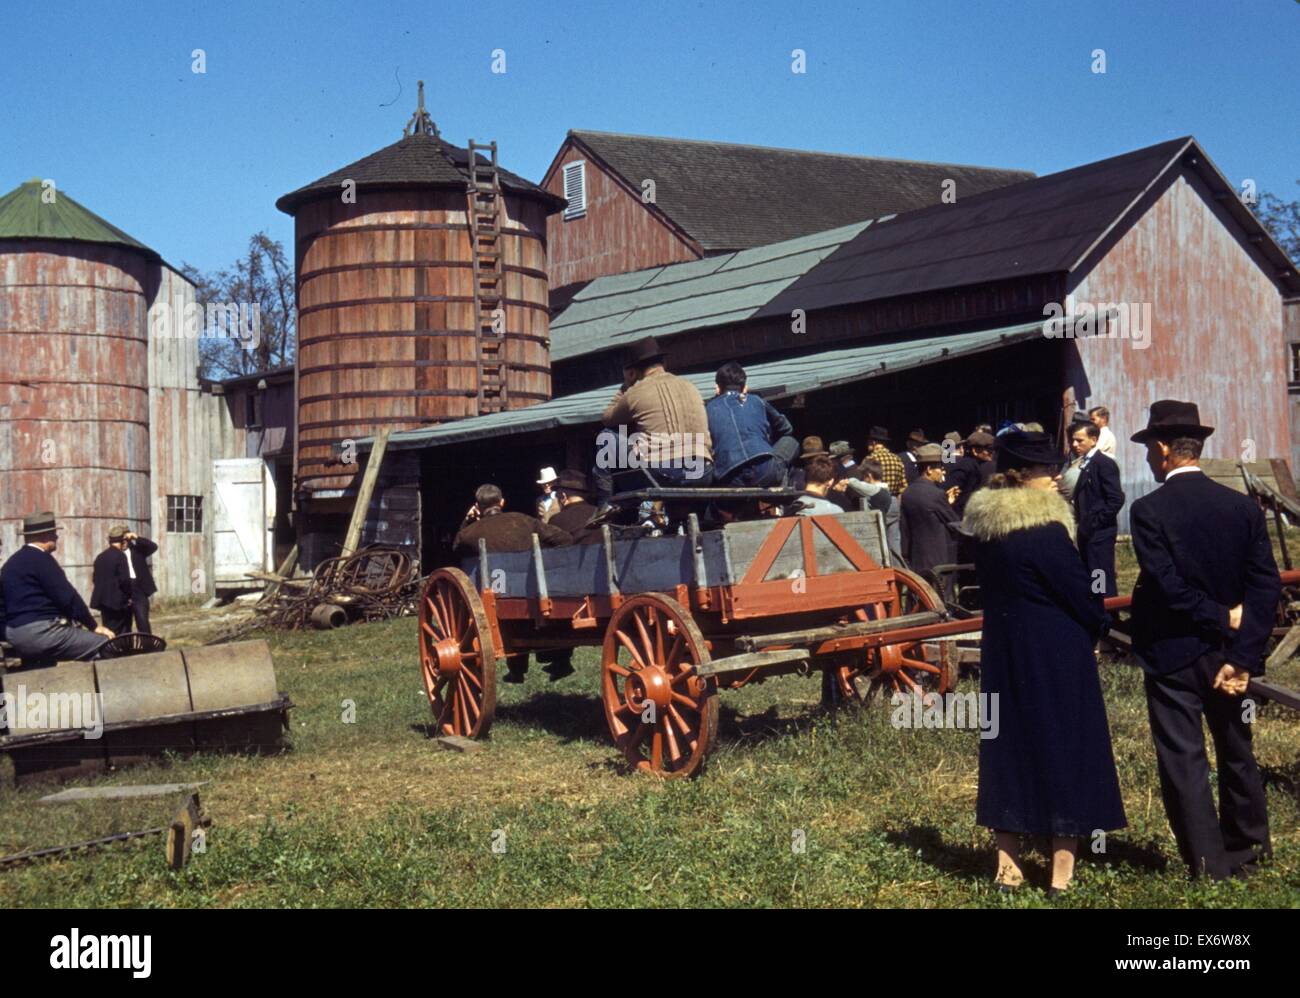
[0,236,153,592]
[289,188,552,490]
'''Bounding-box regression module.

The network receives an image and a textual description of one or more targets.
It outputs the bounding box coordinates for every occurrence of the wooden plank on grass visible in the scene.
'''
[40,782,209,804]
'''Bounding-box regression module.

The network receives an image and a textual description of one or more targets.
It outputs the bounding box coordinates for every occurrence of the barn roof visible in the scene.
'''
[550,220,871,362]
[559,130,1035,251]
[759,136,1300,316]
[362,321,1045,453]
[0,178,160,260]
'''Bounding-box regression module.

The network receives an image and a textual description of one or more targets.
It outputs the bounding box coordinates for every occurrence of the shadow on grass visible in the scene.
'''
[886,824,1170,882]
[495,691,607,743]
[1262,757,1300,801]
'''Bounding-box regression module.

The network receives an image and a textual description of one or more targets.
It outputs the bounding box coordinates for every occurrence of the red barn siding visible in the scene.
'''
[1068,170,1289,522]
[543,145,699,290]
[1285,297,1300,477]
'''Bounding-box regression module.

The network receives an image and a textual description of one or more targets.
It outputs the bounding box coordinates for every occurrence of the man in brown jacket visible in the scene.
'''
[596,336,713,496]
[452,484,571,558]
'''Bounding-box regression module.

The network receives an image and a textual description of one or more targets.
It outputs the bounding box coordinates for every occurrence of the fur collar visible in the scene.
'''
[962,485,1076,543]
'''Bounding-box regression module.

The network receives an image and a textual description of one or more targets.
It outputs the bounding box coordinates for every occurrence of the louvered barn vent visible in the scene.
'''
[562,160,586,220]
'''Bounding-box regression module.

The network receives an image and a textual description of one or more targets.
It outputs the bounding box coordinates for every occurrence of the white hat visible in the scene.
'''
[536,467,558,485]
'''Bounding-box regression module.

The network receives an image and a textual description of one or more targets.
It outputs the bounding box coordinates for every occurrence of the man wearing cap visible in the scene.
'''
[705,361,799,489]
[1129,400,1280,880]
[788,436,828,491]
[899,429,929,485]
[900,444,959,580]
[598,336,713,494]
[947,431,997,517]
[1,512,114,664]
[865,427,907,499]
[547,470,602,545]
[1070,422,1125,598]
[90,525,159,635]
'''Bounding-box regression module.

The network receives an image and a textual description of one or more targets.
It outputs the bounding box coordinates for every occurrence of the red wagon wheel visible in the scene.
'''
[601,594,718,779]
[835,568,956,703]
[419,568,497,738]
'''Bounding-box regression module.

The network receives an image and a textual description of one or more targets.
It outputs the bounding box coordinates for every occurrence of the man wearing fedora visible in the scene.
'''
[597,336,713,496]
[1,512,114,664]
[947,430,997,517]
[900,443,959,581]
[547,469,602,545]
[899,429,929,485]
[1129,400,1280,879]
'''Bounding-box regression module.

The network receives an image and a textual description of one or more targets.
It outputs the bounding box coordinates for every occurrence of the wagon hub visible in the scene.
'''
[625,665,673,715]
[433,636,463,675]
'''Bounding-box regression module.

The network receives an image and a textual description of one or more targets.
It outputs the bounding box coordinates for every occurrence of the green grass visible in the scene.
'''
[1,531,1298,907]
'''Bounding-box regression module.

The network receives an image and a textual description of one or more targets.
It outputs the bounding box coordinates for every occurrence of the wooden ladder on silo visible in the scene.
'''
[467,140,507,415]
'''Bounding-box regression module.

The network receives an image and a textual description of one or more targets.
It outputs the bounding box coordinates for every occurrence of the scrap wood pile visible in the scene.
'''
[210,546,423,643]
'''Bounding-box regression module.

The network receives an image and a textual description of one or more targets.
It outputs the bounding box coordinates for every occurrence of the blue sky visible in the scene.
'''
[3,0,1297,274]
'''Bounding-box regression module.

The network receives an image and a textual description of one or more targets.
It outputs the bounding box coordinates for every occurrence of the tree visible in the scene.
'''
[1252,182,1300,267]
[181,233,296,380]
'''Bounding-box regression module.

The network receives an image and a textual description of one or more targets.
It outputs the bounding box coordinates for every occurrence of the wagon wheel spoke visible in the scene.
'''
[632,610,656,669]
[665,632,685,671]
[662,716,683,763]
[902,657,941,675]
[615,630,648,669]
[608,663,632,678]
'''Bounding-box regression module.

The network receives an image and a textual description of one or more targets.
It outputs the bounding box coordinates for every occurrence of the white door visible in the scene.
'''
[212,458,275,587]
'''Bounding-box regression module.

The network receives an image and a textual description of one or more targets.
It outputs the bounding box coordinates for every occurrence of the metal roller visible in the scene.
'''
[0,640,289,784]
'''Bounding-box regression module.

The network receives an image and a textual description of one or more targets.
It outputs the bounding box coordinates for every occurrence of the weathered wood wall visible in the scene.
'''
[1286,297,1300,477]
[294,189,552,492]
[543,143,700,293]
[1068,168,1290,528]
[0,241,153,594]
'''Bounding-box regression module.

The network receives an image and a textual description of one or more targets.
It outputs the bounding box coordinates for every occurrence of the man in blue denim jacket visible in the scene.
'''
[705,361,799,488]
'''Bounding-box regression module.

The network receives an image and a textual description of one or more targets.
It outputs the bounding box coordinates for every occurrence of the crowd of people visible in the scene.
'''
[0,516,158,666]
[451,335,1282,891]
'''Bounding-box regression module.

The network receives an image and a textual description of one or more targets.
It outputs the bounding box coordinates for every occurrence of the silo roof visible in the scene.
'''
[0,178,160,260]
[276,132,566,215]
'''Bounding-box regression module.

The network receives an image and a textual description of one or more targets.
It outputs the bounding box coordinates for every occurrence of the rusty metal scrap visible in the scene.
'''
[244,546,422,633]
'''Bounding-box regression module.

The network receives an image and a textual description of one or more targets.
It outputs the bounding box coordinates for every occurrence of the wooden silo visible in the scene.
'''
[0,180,157,593]
[277,85,565,495]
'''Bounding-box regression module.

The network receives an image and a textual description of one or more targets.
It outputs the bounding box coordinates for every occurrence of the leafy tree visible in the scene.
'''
[181,233,295,380]
[1252,182,1300,267]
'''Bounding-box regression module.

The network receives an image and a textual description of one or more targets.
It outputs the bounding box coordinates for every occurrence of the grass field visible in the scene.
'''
[1,538,1298,908]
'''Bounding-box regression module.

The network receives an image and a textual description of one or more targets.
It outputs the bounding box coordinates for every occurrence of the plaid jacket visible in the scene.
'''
[866,443,907,498]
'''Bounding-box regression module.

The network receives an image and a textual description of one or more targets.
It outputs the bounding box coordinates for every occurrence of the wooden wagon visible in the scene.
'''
[416,490,965,777]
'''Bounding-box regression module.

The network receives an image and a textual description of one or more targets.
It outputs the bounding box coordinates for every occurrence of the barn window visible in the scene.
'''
[167,495,203,534]
[1290,343,1300,384]
[246,390,264,430]
[562,160,587,220]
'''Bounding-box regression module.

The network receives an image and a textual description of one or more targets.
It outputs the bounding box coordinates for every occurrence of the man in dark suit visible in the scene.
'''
[1069,422,1125,597]
[899,429,928,485]
[453,484,572,558]
[1129,400,1280,880]
[547,470,601,545]
[900,443,959,583]
[90,525,158,634]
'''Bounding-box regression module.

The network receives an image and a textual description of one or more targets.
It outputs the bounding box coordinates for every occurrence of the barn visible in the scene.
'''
[350,134,1299,563]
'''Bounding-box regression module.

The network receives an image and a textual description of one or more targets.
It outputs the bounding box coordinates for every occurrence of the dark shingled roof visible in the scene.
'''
[0,178,159,259]
[276,132,565,215]
[759,136,1300,317]
[566,130,1035,251]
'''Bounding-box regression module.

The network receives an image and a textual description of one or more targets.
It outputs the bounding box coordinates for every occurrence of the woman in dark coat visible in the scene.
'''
[962,430,1126,894]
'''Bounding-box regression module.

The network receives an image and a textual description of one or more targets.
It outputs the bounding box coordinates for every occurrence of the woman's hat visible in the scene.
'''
[1130,399,1214,443]
[995,430,1065,472]
[799,435,829,460]
[21,511,58,536]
